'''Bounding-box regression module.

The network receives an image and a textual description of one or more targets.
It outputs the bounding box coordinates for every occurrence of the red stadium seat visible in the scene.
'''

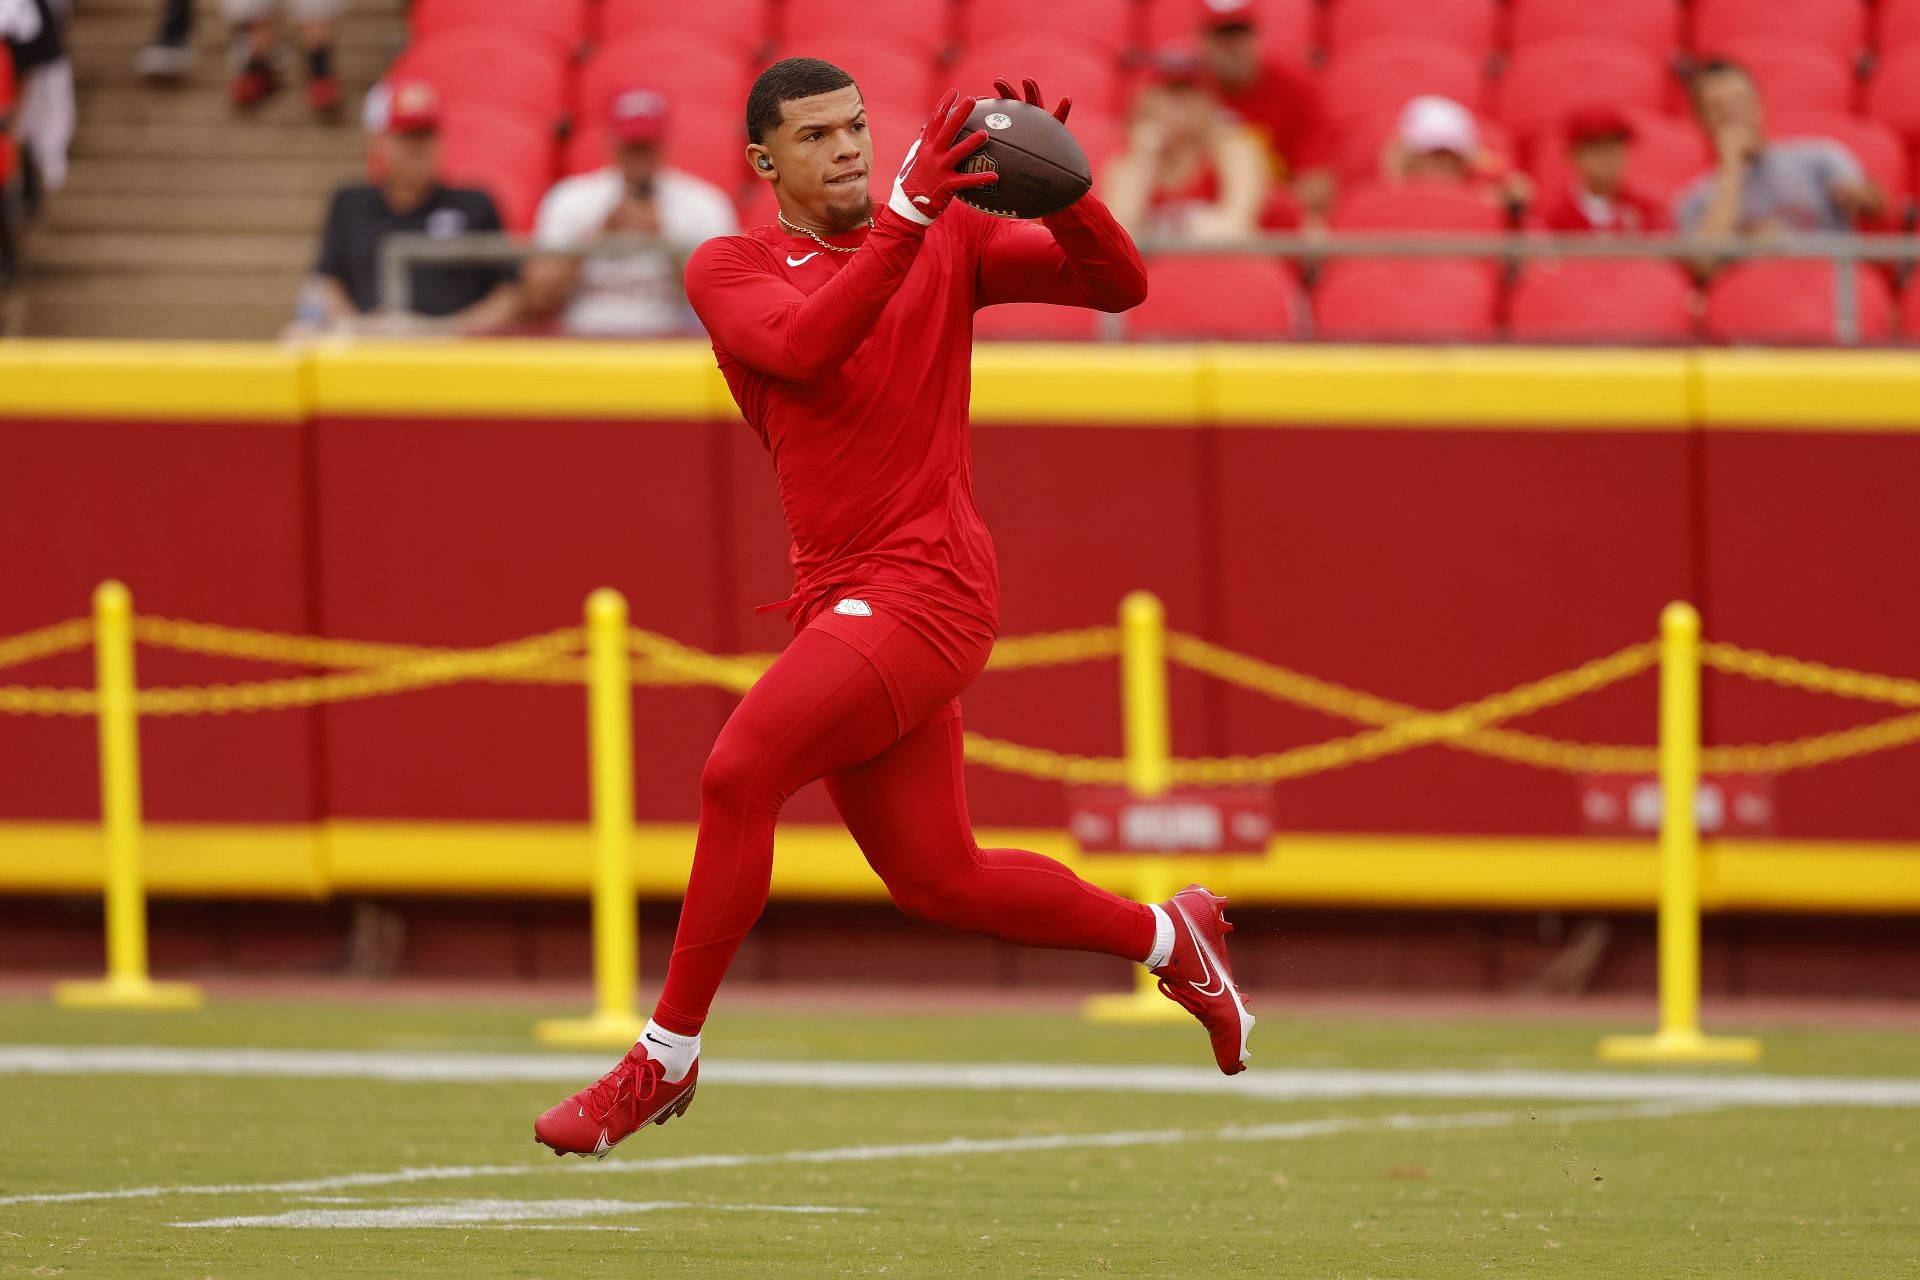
[1864,46,1920,152]
[1879,0,1920,57]
[961,0,1134,62]
[1695,38,1854,114]
[410,0,589,59]
[1526,107,1709,206]
[949,37,1124,118]
[1321,37,1489,127]
[1127,255,1306,339]
[1902,279,1920,341]
[1692,0,1867,65]
[1704,262,1895,344]
[1331,179,1508,232]
[436,104,558,233]
[1498,39,1667,142]
[782,0,951,61]
[1507,261,1696,343]
[599,0,772,59]
[390,30,570,127]
[790,31,934,118]
[1313,259,1499,340]
[1324,0,1497,60]
[578,33,753,137]
[974,302,1103,340]
[1507,0,1681,65]
[1768,109,1911,202]
[562,102,748,194]
[1140,0,1316,61]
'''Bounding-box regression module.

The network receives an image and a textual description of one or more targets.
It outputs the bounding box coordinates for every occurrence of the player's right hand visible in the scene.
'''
[888,90,997,226]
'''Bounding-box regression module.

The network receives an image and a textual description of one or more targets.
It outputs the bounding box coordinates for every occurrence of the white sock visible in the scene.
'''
[639,1019,700,1083]
[1143,903,1175,970]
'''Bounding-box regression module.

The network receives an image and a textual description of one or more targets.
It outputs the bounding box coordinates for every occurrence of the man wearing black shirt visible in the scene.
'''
[303,79,521,335]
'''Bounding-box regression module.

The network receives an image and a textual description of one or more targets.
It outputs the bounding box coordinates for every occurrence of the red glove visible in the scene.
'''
[888,90,998,226]
[992,77,1072,125]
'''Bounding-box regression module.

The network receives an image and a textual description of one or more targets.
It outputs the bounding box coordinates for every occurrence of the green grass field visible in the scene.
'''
[2,994,1915,1279]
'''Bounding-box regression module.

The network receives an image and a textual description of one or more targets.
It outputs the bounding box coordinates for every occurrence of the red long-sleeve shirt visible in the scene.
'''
[684,196,1147,633]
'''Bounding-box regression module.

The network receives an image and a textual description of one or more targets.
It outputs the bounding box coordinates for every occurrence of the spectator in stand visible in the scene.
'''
[1194,0,1335,223]
[1103,46,1270,242]
[293,80,521,336]
[1676,59,1881,238]
[224,0,342,115]
[522,88,739,337]
[1380,95,1531,213]
[1536,106,1671,233]
[0,0,72,200]
[134,0,196,81]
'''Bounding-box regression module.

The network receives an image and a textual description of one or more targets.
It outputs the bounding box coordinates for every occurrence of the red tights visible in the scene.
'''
[652,617,1155,1035]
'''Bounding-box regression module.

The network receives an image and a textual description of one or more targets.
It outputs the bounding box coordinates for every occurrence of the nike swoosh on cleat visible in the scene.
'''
[1176,903,1228,998]
[593,1131,612,1155]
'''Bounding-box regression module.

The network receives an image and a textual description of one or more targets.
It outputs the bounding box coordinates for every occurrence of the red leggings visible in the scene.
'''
[652,607,1156,1035]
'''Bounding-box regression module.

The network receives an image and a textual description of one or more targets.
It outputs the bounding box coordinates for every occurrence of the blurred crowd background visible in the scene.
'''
[5,0,1920,341]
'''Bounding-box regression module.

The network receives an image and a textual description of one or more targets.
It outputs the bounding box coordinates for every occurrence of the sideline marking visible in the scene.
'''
[173,1198,866,1229]
[3,1044,1919,1107]
[3,1100,1713,1208]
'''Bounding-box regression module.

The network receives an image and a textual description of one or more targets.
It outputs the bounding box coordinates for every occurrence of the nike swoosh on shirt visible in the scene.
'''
[786,252,821,267]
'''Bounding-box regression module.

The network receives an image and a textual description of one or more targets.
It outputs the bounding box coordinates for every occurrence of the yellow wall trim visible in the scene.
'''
[4,341,1920,429]
[0,342,305,422]
[3,822,1916,913]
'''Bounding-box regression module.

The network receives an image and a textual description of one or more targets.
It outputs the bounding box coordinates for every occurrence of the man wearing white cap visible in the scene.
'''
[523,87,739,336]
[1384,95,1531,209]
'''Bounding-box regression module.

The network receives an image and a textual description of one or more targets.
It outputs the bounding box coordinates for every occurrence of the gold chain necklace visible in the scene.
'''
[777,210,872,254]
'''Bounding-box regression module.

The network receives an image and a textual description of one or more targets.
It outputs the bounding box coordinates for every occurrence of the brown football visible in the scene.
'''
[952,97,1093,219]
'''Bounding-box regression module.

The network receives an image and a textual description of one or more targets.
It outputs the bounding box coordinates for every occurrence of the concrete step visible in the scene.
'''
[20,270,306,307]
[77,80,371,128]
[80,0,405,16]
[59,156,355,199]
[43,192,327,235]
[24,230,316,273]
[71,121,370,162]
[19,296,296,339]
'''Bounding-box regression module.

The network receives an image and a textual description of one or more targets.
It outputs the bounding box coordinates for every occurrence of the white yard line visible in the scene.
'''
[1,1099,1714,1208]
[3,1044,1918,1107]
[172,1198,867,1229]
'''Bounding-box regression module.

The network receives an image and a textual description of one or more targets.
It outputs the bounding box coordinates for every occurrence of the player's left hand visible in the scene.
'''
[993,77,1071,126]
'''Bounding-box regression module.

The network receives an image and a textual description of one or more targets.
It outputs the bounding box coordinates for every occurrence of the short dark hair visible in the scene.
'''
[1689,57,1753,107]
[747,57,857,145]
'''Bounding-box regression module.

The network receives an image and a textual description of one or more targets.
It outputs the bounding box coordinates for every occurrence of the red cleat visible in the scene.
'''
[306,74,341,116]
[1153,884,1255,1074]
[229,63,279,109]
[534,1044,698,1158]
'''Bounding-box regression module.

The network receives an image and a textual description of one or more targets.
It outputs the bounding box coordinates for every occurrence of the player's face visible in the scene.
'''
[757,85,873,233]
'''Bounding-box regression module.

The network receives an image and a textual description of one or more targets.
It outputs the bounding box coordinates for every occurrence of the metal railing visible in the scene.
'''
[379,230,1920,345]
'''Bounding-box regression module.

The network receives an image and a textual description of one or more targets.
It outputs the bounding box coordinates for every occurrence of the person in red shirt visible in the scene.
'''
[1105,46,1271,240]
[1195,0,1335,221]
[534,59,1255,1160]
[1536,106,1671,234]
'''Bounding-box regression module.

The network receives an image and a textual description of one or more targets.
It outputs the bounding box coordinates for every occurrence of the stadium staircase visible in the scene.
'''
[17,0,406,338]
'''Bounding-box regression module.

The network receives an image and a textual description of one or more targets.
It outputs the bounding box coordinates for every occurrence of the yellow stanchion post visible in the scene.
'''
[1084,591,1188,1023]
[536,589,647,1047]
[1599,601,1760,1063]
[53,582,204,1010]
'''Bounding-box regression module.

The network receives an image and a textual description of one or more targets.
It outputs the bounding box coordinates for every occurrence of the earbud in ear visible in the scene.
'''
[757,156,774,171]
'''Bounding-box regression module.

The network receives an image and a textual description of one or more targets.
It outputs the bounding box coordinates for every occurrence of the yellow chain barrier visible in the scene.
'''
[1701,641,1920,709]
[1168,632,1663,775]
[5,606,1920,779]
[0,619,92,672]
